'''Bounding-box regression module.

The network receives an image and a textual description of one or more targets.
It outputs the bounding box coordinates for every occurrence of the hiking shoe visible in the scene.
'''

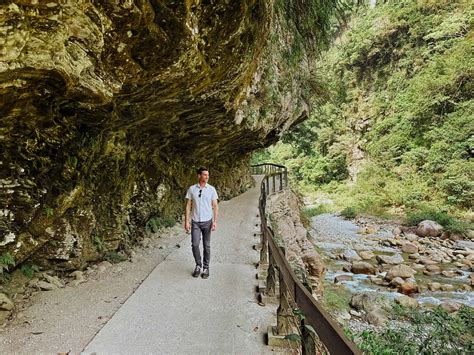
[201,268,209,279]
[192,265,201,278]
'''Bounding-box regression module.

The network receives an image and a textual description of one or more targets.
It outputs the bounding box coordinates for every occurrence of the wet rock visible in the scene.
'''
[0,293,14,311]
[334,274,353,283]
[369,276,385,286]
[358,251,375,260]
[342,249,362,262]
[385,264,416,280]
[351,261,377,275]
[399,281,418,295]
[441,270,456,278]
[416,220,443,237]
[441,302,462,313]
[440,284,454,291]
[425,265,441,274]
[395,295,419,308]
[376,253,404,265]
[401,242,418,254]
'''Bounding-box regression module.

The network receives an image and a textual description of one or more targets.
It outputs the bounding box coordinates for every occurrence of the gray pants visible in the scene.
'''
[191,219,212,268]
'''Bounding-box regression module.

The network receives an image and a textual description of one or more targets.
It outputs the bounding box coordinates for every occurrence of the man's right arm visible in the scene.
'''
[184,198,192,233]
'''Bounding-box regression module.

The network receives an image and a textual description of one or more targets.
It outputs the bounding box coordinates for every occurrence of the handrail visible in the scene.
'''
[251,163,361,355]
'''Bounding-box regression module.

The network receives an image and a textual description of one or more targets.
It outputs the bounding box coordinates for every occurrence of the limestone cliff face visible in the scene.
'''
[0,1,311,270]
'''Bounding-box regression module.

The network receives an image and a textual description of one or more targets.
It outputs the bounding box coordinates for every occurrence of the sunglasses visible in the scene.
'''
[199,189,202,198]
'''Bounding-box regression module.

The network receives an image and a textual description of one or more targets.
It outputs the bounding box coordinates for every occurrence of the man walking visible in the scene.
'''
[184,167,218,279]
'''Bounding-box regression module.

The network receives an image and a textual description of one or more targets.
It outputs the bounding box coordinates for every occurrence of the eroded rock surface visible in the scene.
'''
[266,189,325,296]
[1,1,314,269]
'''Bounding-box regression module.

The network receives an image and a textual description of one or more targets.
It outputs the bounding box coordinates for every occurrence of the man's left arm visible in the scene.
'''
[212,188,218,231]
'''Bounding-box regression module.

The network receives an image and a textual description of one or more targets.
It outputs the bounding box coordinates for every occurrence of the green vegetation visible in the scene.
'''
[145,216,176,234]
[321,281,352,313]
[20,263,40,279]
[349,304,474,354]
[340,206,357,219]
[105,251,128,264]
[91,234,104,252]
[255,0,473,225]
[0,252,15,275]
[405,207,472,233]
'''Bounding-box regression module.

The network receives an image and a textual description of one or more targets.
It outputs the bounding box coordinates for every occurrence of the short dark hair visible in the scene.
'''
[197,167,208,175]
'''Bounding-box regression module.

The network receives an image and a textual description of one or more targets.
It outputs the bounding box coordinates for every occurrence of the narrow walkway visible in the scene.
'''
[83,176,282,354]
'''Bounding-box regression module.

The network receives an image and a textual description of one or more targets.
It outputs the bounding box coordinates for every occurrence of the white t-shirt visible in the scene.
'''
[185,183,218,222]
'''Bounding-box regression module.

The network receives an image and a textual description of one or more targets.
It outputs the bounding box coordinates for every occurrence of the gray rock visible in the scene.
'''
[349,309,362,317]
[455,240,474,250]
[43,274,65,288]
[342,249,362,262]
[350,293,390,313]
[416,220,443,237]
[365,308,389,326]
[405,233,418,242]
[38,280,58,291]
[70,270,85,281]
[376,253,404,265]
[0,293,14,311]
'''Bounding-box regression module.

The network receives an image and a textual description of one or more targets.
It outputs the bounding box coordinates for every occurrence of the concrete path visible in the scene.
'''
[83,176,284,355]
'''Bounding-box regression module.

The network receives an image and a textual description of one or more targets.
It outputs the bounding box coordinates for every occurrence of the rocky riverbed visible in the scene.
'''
[309,213,474,326]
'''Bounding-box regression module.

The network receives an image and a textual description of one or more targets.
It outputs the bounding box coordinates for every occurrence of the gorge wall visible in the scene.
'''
[0,0,318,270]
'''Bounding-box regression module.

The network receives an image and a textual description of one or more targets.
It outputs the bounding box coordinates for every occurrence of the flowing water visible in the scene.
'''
[310,213,474,307]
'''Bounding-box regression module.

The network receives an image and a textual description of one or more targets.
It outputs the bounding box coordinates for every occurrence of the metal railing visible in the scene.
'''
[251,163,361,355]
[250,163,288,194]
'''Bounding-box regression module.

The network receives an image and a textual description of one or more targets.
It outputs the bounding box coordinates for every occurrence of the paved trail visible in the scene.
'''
[83,176,283,354]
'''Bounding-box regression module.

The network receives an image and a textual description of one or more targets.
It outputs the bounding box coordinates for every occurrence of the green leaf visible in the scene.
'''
[284,333,301,341]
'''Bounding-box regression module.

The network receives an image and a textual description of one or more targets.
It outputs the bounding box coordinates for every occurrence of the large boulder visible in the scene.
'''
[416,220,443,237]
